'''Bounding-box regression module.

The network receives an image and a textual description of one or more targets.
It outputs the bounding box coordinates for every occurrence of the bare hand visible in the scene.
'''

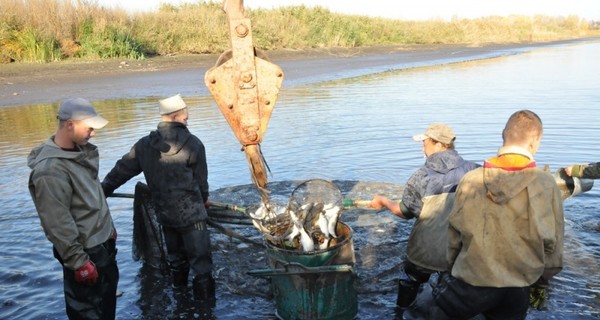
[368,195,386,210]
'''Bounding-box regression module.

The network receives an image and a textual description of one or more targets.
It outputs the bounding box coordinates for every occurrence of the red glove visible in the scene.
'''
[113,228,117,241]
[74,261,98,285]
[204,200,210,209]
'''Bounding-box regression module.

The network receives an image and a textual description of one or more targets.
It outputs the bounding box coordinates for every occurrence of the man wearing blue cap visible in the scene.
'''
[28,98,119,319]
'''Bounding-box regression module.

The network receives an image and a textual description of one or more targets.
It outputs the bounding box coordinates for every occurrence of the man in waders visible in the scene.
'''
[102,94,215,301]
[28,98,119,319]
[369,123,479,310]
[433,110,564,319]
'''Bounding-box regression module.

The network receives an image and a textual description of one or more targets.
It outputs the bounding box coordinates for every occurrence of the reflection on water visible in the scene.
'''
[1,40,599,319]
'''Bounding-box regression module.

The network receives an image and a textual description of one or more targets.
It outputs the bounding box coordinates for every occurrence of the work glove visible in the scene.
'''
[529,284,548,310]
[569,164,587,178]
[204,200,210,209]
[74,261,99,285]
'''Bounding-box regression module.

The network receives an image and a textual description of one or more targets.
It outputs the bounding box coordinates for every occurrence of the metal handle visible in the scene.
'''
[247,262,354,278]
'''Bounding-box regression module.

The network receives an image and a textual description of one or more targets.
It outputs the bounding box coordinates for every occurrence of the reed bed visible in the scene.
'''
[1,0,598,63]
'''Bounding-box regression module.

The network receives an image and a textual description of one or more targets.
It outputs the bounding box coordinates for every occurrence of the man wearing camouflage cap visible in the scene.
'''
[369,122,479,311]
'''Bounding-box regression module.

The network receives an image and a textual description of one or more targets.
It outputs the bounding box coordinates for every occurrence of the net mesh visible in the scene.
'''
[287,179,343,211]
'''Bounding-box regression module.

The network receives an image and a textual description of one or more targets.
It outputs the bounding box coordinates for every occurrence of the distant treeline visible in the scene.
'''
[1,0,598,63]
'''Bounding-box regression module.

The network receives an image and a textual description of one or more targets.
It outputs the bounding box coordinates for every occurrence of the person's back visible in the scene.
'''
[404,147,479,272]
[102,94,214,301]
[448,161,562,286]
[369,123,479,309]
[433,110,564,320]
[114,121,209,227]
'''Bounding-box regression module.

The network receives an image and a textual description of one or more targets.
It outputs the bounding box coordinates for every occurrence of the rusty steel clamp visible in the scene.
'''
[205,0,284,203]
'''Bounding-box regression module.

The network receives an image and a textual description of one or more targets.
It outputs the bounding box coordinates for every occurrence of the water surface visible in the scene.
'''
[1,40,599,319]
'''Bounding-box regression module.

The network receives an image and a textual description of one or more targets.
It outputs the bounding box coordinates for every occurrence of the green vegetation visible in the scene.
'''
[1,0,598,63]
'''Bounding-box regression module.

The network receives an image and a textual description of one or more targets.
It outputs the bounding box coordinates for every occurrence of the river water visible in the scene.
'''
[1,40,599,319]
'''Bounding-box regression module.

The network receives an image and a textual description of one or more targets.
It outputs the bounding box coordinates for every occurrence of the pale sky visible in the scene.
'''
[98,0,600,21]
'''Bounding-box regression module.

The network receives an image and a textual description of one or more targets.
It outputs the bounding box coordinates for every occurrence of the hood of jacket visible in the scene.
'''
[27,136,99,172]
[483,146,538,204]
[425,149,467,174]
[149,121,192,156]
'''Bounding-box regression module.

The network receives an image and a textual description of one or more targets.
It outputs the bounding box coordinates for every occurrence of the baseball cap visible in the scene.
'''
[159,94,187,115]
[57,98,108,129]
[413,123,456,144]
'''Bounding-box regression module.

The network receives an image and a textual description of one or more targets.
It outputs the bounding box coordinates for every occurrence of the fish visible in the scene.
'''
[249,202,269,220]
[250,200,343,252]
[317,233,332,250]
[283,209,301,241]
[317,210,329,239]
[286,204,315,252]
[323,203,342,238]
[298,226,315,252]
[249,202,288,236]
[303,202,324,235]
[248,202,270,233]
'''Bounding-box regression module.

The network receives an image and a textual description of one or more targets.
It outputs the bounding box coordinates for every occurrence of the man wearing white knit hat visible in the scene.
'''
[102,94,215,301]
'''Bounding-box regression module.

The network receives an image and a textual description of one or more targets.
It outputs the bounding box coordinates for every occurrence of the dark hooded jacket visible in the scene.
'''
[102,122,209,228]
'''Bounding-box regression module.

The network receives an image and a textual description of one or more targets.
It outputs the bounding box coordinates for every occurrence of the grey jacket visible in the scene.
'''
[28,137,115,270]
[448,152,564,287]
[102,122,209,228]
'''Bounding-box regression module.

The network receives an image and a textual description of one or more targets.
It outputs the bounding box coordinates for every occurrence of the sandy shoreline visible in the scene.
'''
[1,39,595,108]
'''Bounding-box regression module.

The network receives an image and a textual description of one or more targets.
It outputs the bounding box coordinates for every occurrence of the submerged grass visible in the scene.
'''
[1,0,599,63]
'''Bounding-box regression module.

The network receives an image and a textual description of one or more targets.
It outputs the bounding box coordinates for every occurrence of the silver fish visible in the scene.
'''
[287,205,314,252]
[323,203,342,238]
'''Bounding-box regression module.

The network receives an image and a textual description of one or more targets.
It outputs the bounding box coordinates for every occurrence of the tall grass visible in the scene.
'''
[1,0,598,63]
[0,0,144,62]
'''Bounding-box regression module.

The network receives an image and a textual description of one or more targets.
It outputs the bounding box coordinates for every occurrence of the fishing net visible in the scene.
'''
[287,179,343,211]
[133,182,168,272]
[265,179,344,250]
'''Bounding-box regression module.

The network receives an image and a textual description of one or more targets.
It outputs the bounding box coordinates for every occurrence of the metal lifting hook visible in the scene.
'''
[204,0,284,203]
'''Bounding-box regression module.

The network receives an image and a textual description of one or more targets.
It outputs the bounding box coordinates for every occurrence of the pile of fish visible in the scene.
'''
[248,200,343,252]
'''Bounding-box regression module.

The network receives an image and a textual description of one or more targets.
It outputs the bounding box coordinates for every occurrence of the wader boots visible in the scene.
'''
[397,278,420,308]
[171,261,190,288]
[193,273,215,301]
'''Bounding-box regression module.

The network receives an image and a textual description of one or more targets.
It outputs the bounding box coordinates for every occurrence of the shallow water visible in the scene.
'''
[1,40,599,319]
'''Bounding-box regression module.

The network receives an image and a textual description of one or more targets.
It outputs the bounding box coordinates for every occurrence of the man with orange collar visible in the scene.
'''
[433,110,564,319]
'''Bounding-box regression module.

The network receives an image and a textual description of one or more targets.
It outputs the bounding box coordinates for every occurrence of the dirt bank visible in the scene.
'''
[1,39,594,108]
